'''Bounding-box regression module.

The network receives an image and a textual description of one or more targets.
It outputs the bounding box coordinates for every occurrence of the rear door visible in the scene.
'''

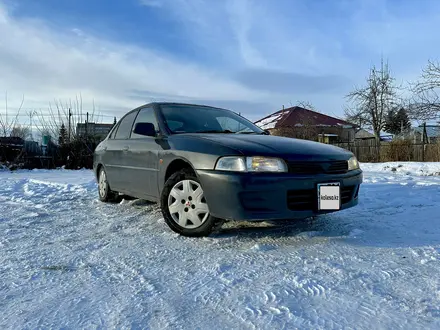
[100,122,120,188]
[107,110,139,192]
[124,106,161,199]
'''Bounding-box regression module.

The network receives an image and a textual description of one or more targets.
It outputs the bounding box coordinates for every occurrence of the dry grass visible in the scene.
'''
[382,139,413,162]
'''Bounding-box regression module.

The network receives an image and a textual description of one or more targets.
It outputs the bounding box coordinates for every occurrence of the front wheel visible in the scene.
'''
[160,169,224,237]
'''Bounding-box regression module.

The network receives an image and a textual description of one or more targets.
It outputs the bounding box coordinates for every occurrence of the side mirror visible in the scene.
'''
[133,122,157,137]
[263,129,271,135]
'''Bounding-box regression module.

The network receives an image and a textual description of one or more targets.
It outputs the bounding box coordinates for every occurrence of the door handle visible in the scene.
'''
[123,146,129,152]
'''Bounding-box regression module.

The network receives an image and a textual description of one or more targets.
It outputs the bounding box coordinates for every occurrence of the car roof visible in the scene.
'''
[140,102,228,110]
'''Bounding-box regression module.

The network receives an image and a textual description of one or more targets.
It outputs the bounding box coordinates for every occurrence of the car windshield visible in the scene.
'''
[159,104,265,134]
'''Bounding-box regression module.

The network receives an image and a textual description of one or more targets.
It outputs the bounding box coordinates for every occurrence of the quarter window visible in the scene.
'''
[107,123,119,139]
[114,111,138,139]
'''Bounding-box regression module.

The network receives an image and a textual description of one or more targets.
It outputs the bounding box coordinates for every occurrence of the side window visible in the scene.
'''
[131,107,159,139]
[114,111,138,140]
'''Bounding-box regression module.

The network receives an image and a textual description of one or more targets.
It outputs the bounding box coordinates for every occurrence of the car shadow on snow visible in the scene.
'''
[126,181,440,249]
[210,182,440,249]
[336,182,440,249]
[212,216,351,243]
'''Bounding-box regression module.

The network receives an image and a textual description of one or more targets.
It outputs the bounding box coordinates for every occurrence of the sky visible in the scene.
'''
[1,0,440,126]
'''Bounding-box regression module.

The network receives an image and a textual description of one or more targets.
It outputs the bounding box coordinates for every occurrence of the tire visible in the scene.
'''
[160,168,224,237]
[98,167,121,203]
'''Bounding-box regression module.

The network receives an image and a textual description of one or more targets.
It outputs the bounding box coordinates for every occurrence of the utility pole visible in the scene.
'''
[4,91,8,136]
[85,112,89,140]
[26,110,37,141]
[5,92,7,130]
[68,108,72,142]
[29,111,33,141]
[422,122,427,162]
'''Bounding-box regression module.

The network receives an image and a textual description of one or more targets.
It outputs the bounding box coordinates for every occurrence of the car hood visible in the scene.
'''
[180,133,353,161]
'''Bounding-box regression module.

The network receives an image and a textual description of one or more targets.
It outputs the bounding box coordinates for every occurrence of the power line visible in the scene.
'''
[0,112,116,118]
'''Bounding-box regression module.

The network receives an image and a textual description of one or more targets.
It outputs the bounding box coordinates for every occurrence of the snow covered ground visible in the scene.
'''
[1,163,440,329]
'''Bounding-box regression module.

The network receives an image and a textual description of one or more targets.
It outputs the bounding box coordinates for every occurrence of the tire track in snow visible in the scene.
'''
[356,300,378,322]
[80,248,183,329]
[2,169,440,329]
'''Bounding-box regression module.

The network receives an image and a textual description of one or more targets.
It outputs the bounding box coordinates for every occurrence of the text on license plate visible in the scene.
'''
[318,183,340,210]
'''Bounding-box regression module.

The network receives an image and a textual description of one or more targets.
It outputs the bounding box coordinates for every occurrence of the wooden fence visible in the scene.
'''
[332,139,440,162]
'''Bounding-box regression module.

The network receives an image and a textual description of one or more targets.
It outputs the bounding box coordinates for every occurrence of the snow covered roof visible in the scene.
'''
[254,111,288,129]
[355,128,394,141]
[255,106,356,130]
[364,129,393,138]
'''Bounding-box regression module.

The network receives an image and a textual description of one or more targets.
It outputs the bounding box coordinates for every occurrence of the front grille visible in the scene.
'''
[287,185,356,211]
[341,186,355,204]
[287,189,315,211]
[287,160,348,175]
[287,162,323,175]
[327,161,349,174]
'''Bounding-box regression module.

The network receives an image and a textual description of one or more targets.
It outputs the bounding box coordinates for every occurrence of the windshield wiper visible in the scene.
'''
[195,129,235,133]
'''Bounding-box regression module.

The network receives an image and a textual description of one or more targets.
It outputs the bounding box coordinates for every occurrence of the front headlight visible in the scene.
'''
[215,156,288,172]
[348,156,360,171]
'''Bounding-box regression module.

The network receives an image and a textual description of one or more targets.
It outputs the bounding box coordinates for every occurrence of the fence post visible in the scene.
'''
[68,108,72,142]
[422,122,426,162]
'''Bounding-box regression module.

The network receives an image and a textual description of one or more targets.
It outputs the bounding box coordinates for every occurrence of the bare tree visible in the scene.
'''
[35,93,101,142]
[1,92,108,143]
[0,93,25,137]
[409,60,440,120]
[10,124,31,140]
[296,100,319,112]
[288,100,319,112]
[344,59,399,141]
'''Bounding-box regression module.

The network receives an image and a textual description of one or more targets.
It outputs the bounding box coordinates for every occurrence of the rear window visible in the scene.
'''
[114,111,138,139]
[107,123,119,139]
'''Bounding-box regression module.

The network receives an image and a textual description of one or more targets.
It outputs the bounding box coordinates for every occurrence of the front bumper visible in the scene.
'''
[196,169,363,221]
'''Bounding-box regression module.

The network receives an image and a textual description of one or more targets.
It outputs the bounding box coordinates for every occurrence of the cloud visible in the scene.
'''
[235,69,352,94]
[139,0,162,7]
[0,1,276,121]
[2,0,440,126]
[152,0,440,80]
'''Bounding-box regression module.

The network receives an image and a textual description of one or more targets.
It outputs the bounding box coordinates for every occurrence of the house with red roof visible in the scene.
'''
[254,106,358,143]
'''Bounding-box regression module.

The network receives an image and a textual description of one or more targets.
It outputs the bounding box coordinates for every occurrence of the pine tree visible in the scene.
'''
[395,108,411,133]
[59,123,67,145]
[384,110,397,134]
[384,107,411,135]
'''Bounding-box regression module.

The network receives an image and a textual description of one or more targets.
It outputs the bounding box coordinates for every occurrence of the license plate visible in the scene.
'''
[317,182,340,210]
